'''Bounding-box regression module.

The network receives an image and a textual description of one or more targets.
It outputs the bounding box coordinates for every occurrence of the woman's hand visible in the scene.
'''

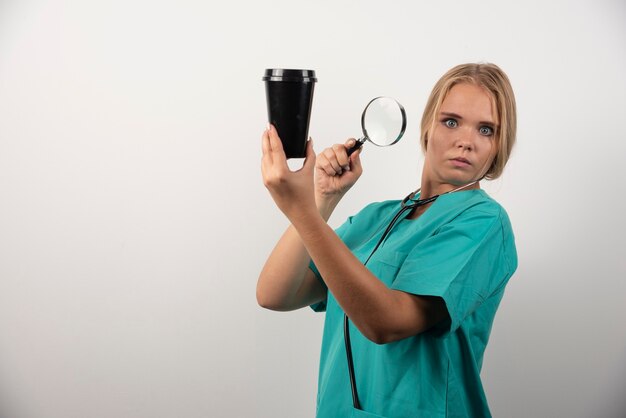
[315,138,363,207]
[261,125,318,221]
[261,126,363,221]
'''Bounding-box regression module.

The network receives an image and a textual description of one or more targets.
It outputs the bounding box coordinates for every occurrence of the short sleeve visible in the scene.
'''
[391,208,517,333]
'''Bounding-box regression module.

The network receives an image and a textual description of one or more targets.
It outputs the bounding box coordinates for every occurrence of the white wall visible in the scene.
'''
[0,0,624,417]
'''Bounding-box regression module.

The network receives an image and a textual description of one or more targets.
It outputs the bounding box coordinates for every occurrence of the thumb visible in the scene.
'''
[349,145,363,172]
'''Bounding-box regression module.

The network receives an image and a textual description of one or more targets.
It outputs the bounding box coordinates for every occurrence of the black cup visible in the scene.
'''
[263,69,317,158]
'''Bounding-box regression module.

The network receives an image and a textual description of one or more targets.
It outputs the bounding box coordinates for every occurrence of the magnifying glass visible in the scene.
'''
[346,96,407,156]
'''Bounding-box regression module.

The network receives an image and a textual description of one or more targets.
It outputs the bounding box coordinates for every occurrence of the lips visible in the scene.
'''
[450,157,471,166]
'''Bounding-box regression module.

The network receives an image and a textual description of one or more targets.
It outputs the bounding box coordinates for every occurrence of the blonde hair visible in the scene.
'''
[420,63,517,180]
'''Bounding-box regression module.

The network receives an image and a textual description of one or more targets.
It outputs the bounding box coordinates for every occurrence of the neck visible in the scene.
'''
[418,179,480,201]
[407,180,479,220]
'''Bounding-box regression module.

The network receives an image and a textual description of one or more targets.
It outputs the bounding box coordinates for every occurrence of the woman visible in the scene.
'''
[258,63,518,418]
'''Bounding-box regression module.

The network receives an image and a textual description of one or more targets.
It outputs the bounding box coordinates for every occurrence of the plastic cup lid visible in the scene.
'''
[263,69,317,82]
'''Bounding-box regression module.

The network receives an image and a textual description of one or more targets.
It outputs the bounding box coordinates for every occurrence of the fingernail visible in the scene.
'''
[343,165,350,171]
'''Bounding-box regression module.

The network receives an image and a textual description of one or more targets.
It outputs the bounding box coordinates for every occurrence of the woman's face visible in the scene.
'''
[424,83,498,188]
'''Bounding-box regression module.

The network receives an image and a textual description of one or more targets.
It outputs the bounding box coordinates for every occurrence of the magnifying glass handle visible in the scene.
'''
[346,138,366,156]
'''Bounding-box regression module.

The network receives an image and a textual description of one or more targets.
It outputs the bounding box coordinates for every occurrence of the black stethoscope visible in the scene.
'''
[344,181,478,410]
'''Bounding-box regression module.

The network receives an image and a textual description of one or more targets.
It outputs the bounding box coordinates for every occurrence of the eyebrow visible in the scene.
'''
[440,111,497,127]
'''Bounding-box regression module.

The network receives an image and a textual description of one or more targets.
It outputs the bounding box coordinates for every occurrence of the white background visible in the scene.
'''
[1,0,625,417]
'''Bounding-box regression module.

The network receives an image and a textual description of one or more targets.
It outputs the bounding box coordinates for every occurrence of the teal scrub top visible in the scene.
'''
[310,189,517,418]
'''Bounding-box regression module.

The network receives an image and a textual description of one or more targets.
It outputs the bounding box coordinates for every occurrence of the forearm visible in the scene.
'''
[290,213,412,343]
[290,207,446,344]
[256,225,316,310]
[256,197,340,311]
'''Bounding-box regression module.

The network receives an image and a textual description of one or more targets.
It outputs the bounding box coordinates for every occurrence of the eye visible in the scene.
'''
[479,126,494,136]
[443,118,458,128]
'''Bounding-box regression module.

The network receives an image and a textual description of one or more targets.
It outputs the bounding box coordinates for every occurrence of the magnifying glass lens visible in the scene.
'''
[346,96,407,156]
[362,97,405,146]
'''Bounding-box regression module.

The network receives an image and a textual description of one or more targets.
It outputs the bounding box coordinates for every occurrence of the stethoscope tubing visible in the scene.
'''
[344,193,435,410]
[343,182,477,410]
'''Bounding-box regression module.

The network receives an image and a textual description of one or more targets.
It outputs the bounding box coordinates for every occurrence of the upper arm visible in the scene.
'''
[279,267,327,312]
[373,291,448,344]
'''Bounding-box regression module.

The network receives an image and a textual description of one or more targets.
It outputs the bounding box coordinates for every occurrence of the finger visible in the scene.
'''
[336,139,357,170]
[268,124,286,160]
[350,144,363,175]
[323,147,343,174]
[331,144,350,172]
[316,153,337,177]
[267,124,290,170]
[261,128,272,163]
[317,151,344,177]
[261,131,274,178]
[344,138,357,151]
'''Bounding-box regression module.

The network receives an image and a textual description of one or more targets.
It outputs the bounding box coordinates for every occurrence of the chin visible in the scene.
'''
[447,177,479,188]
[431,169,480,189]
[447,170,481,185]
[446,175,471,185]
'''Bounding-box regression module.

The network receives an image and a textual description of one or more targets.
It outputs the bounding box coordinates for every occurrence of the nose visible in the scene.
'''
[457,141,472,151]
[455,130,474,151]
